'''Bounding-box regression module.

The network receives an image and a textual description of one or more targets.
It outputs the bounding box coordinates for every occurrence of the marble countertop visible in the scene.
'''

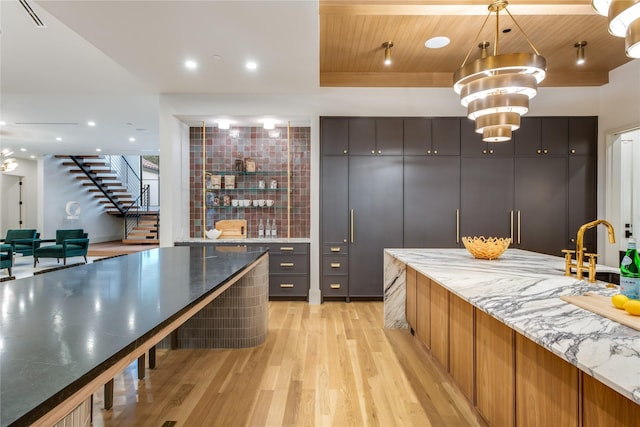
[0,246,267,427]
[177,237,311,244]
[385,248,640,405]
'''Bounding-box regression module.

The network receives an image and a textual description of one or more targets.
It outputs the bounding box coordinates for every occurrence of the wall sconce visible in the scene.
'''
[575,41,587,65]
[382,41,394,66]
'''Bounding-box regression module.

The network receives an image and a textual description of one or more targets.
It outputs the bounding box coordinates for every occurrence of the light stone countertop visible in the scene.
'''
[383,248,639,405]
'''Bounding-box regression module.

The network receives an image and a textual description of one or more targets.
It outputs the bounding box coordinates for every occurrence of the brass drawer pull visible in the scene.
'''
[280,262,294,267]
[330,247,341,252]
[330,284,341,289]
[280,247,294,251]
[280,283,294,288]
[330,263,341,268]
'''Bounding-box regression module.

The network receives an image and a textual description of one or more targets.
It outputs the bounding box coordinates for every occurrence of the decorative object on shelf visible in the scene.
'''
[235,157,244,172]
[270,178,278,189]
[592,0,640,58]
[453,0,546,143]
[223,195,231,206]
[258,179,266,189]
[245,158,256,172]
[462,236,511,260]
[211,174,222,189]
[224,175,235,189]
[206,228,222,239]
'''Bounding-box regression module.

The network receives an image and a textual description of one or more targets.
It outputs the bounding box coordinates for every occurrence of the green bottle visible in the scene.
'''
[620,237,640,299]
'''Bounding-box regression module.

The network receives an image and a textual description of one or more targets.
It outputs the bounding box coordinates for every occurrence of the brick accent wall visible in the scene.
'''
[190,126,310,238]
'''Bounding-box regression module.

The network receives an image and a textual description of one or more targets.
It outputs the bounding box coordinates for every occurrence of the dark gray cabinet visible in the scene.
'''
[404,156,460,247]
[349,155,403,297]
[320,115,596,300]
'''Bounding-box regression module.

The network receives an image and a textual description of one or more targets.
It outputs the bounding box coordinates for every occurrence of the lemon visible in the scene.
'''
[612,294,630,309]
[623,300,640,316]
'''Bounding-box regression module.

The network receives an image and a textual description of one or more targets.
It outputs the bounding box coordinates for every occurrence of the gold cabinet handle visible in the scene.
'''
[350,209,355,243]
[330,284,341,289]
[433,150,438,154]
[456,209,460,244]
[510,210,514,244]
[280,247,294,251]
[280,262,294,267]
[371,150,375,154]
[330,247,341,252]
[517,210,521,245]
[279,284,294,288]
[427,149,432,154]
[330,263,341,268]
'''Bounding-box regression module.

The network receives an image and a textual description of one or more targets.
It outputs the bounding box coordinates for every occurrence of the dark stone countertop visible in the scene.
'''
[0,246,267,427]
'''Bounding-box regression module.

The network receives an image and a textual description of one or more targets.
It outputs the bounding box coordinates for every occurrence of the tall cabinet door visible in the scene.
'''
[349,155,404,297]
[322,156,349,243]
[460,157,515,240]
[404,156,460,247]
[515,157,568,256]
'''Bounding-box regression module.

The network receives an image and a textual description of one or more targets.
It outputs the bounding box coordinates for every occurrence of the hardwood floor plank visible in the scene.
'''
[92,301,486,427]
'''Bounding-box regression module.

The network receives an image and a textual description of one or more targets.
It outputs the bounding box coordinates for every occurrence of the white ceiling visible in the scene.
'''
[0,0,319,157]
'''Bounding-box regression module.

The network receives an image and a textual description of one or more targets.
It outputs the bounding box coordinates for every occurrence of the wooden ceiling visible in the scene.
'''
[320,1,633,87]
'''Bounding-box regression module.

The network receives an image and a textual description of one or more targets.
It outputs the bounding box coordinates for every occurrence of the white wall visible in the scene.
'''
[599,60,640,265]
[1,158,38,234]
[41,155,122,242]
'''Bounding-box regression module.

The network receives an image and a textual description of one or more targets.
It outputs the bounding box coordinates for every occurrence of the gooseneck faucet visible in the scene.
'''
[563,219,616,282]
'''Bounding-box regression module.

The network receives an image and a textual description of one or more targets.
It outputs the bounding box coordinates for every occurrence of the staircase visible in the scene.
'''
[57,155,159,244]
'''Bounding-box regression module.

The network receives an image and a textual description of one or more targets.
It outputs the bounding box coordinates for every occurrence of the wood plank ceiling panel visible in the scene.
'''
[320,1,632,87]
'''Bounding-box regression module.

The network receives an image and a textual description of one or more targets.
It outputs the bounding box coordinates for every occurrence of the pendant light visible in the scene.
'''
[592,0,640,58]
[453,0,546,143]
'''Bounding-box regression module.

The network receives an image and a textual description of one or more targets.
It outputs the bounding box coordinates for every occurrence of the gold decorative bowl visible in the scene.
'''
[462,236,511,260]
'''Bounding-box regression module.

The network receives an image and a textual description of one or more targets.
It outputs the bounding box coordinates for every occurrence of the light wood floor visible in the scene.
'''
[91,302,487,427]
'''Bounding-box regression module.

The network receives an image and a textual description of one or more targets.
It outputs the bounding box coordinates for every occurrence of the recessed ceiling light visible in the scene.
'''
[20,148,27,152]
[56,137,62,141]
[30,155,35,159]
[96,148,102,152]
[185,60,198,70]
[129,137,136,142]
[246,61,258,70]
[425,36,450,49]
[87,121,96,126]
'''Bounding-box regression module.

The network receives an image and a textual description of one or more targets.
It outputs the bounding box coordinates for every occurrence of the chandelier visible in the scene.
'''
[453,0,546,143]
[592,0,640,58]
[1,149,18,173]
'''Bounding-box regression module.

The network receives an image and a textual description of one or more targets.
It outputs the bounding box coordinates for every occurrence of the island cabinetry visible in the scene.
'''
[415,272,431,348]
[475,308,515,427]
[582,373,640,426]
[515,333,579,427]
[430,281,450,369]
[449,292,474,402]
[405,266,417,331]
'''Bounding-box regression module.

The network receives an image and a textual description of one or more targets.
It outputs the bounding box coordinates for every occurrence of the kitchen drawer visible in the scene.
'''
[265,243,308,255]
[322,276,348,297]
[323,243,348,255]
[269,275,309,297]
[269,254,309,275]
[323,255,348,275]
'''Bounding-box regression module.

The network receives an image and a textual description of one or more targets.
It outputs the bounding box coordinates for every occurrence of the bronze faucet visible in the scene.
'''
[563,219,616,282]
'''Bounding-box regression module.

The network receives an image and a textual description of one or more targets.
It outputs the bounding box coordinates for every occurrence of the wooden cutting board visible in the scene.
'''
[561,293,640,331]
[215,219,247,239]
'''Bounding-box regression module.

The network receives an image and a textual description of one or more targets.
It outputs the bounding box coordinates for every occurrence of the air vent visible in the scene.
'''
[19,0,46,28]
[15,122,79,126]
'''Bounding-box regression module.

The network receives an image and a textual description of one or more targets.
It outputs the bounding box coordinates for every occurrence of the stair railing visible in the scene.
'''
[124,185,159,239]
[69,156,127,214]
[103,155,143,212]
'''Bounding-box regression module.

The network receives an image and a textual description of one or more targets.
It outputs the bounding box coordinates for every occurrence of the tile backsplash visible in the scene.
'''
[189,126,310,238]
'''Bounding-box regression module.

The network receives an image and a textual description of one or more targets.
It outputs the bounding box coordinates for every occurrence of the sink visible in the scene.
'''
[594,271,620,285]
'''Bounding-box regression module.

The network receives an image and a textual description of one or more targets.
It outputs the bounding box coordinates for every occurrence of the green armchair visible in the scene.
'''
[0,245,12,276]
[33,229,90,267]
[1,229,39,257]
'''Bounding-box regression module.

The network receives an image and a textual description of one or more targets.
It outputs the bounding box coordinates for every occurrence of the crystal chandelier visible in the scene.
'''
[453,0,546,143]
[592,0,640,58]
